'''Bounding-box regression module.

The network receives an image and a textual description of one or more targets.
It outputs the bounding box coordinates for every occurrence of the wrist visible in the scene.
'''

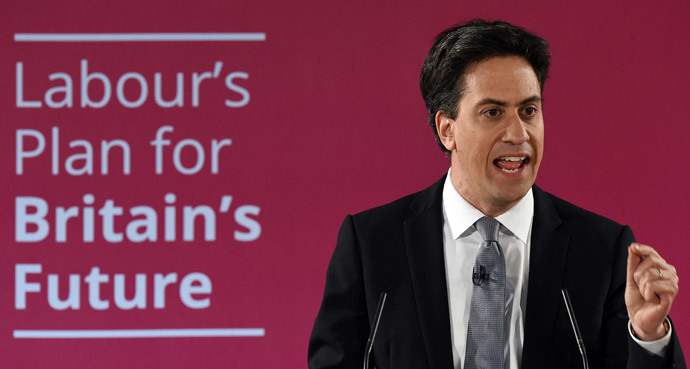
[631,319,670,341]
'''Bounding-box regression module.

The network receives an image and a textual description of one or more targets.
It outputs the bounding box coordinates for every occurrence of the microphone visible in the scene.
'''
[363,292,387,369]
[472,265,490,286]
[561,289,590,369]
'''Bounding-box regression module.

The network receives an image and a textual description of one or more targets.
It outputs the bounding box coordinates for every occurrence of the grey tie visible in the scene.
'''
[465,216,506,369]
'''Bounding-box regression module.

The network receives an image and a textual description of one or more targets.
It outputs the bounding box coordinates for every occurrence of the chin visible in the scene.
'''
[494,185,532,205]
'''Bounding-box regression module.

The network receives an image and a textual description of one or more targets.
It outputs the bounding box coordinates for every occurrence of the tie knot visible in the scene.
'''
[475,216,500,242]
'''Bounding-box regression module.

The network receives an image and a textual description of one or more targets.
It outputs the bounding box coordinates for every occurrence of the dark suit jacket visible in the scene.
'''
[308,175,685,368]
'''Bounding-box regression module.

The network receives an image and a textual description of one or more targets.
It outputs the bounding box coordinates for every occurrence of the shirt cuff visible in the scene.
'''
[628,318,672,357]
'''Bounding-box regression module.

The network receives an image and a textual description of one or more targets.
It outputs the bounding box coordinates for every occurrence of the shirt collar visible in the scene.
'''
[442,168,534,243]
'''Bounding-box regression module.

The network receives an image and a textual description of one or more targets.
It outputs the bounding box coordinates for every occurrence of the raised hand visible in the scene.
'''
[625,243,679,341]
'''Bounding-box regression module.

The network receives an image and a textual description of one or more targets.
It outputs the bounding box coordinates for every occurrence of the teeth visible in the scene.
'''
[501,168,519,173]
[499,156,526,162]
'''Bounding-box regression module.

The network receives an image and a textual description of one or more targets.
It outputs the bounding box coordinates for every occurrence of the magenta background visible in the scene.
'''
[2,1,689,368]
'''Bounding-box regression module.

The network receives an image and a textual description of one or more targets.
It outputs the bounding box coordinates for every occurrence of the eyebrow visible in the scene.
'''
[475,95,543,107]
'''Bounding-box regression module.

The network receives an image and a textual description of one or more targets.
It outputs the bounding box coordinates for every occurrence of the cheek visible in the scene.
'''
[529,131,545,170]
[530,117,544,137]
[454,124,495,170]
[460,140,491,171]
[528,126,544,149]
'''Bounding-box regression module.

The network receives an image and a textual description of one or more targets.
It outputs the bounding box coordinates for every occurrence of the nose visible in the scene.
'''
[502,111,529,144]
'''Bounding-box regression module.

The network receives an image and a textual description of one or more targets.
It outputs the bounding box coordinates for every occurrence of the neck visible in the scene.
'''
[449,174,520,218]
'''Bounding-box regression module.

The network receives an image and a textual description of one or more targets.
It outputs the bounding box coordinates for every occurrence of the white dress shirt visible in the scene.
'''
[442,171,532,369]
[441,170,670,369]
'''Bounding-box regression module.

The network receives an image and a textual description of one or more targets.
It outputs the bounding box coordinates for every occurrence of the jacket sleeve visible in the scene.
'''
[308,215,370,369]
[627,318,686,369]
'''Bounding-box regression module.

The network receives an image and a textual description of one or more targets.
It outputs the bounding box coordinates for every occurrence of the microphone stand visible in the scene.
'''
[561,289,590,369]
[363,292,387,369]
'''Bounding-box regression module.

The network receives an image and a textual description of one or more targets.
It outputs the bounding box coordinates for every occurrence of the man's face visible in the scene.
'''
[439,56,544,216]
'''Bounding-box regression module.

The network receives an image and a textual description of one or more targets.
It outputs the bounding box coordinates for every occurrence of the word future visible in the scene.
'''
[16,264,212,310]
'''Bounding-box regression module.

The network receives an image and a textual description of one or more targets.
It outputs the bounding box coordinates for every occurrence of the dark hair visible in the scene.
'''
[420,19,551,153]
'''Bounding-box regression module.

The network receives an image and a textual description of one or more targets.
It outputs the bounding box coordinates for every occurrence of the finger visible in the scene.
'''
[659,287,675,311]
[643,271,680,305]
[655,266,680,285]
[627,244,642,285]
[637,265,678,296]
[630,243,661,258]
[638,269,653,301]
[633,244,676,276]
[661,264,679,283]
[634,259,659,288]
[642,280,677,308]
[633,255,668,285]
[668,265,678,280]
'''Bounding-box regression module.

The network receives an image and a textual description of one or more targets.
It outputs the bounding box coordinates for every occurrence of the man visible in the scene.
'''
[308,20,684,369]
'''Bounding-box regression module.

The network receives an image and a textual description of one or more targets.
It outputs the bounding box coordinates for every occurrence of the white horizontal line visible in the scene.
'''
[14,33,266,42]
[13,328,265,339]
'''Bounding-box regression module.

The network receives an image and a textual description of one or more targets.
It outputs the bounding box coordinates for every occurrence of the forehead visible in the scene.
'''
[461,56,541,105]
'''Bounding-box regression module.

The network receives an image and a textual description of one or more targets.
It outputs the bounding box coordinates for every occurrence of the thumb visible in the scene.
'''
[627,244,641,286]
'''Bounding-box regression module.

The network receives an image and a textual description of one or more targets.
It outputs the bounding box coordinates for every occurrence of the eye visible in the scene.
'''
[522,107,537,116]
[484,108,501,117]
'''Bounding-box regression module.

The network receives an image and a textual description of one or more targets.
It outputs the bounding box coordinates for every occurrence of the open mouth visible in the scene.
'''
[493,156,529,174]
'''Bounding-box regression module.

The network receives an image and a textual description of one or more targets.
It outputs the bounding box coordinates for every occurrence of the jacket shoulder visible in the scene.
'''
[537,187,628,236]
[350,175,445,228]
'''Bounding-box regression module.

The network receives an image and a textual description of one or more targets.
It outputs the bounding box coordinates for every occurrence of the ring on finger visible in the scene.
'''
[658,268,663,280]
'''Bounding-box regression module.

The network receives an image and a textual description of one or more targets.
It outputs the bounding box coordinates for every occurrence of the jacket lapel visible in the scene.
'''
[404,176,455,369]
[521,186,570,369]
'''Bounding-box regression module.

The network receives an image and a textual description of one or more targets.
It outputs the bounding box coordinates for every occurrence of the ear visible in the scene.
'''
[435,111,456,151]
